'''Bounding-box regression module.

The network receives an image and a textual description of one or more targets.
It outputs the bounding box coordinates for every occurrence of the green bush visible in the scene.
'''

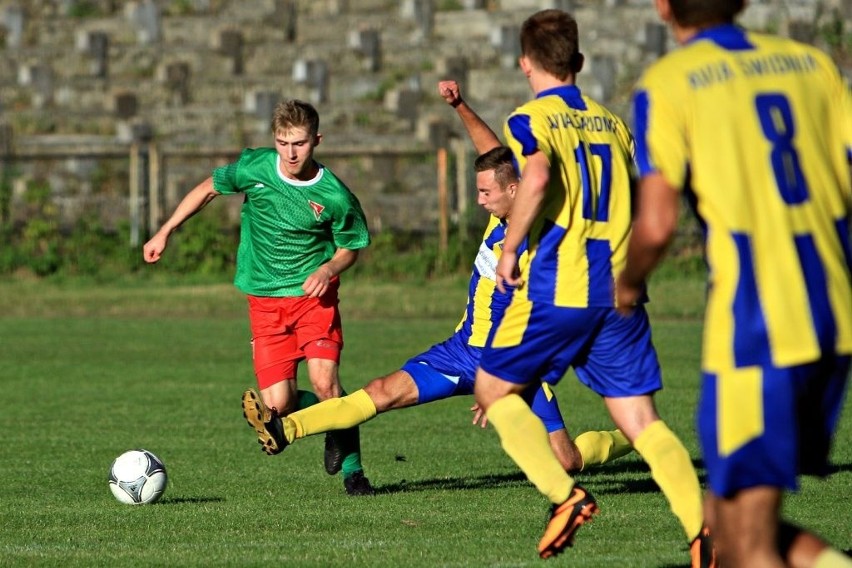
[0,176,239,279]
[67,1,102,18]
[0,189,707,285]
[0,226,22,273]
[351,220,484,282]
[15,178,61,276]
[165,211,236,276]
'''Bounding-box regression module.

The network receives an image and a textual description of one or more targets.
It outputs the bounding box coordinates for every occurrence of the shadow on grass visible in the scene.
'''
[376,472,529,494]
[580,458,709,495]
[373,458,708,495]
[160,496,224,505]
[828,461,852,474]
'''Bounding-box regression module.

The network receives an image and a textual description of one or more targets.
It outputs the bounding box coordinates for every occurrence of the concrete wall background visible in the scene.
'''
[0,0,848,235]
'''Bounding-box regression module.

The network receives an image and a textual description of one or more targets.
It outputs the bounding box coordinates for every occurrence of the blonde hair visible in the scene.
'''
[270,99,320,137]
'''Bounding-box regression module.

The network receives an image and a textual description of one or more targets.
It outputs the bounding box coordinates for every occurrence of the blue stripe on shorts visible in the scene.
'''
[402,332,567,433]
[480,300,662,398]
[698,354,850,497]
[403,333,479,404]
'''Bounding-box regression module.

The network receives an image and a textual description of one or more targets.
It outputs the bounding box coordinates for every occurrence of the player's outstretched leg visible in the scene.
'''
[538,485,599,559]
[241,389,288,455]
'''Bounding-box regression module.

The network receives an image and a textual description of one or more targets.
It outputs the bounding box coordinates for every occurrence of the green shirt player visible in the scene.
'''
[143,99,374,496]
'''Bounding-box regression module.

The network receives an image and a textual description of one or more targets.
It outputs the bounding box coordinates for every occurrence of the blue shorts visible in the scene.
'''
[402,333,566,432]
[697,354,850,497]
[480,299,662,397]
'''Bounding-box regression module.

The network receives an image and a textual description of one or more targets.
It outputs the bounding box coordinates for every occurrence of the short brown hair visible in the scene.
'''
[474,146,518,189]
[520,10,582,80]
[668,0,744,27]
[270,99,320,137]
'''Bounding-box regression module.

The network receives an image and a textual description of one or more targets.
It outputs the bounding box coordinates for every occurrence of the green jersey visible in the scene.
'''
[212,147,371,297]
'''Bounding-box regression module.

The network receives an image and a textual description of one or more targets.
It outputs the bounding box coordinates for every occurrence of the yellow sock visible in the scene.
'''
[575,429,633,471]
[486,394,574,505]
[285,389,377,441]
[815,548,852,567]
[633,420,704,541]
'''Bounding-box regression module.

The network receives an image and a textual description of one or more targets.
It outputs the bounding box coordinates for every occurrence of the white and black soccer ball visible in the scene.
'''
[108,449,168,505]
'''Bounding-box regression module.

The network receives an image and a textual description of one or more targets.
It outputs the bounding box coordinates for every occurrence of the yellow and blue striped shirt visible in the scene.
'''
[456,215,520,346]
[504,85,636,307]
[633,24,852,370]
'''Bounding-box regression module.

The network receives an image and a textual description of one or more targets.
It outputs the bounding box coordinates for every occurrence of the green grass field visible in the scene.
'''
[1,277,850,567]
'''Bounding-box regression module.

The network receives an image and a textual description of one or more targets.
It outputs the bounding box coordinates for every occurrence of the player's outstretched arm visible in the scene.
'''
[438,80,501,155]
[143,176,219,263]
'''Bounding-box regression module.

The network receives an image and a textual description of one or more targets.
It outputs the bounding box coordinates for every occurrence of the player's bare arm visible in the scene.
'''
[616,172,679,313]
[437,80,501,155]
[143,177,220,263]
[302,248,359,297]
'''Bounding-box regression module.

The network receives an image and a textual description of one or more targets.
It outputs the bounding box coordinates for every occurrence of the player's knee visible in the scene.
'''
[474,371,522,410]
[364,373,415,411]
[311,382,339,400]
[306,360,342,400]
[261,391,294,416]
[605,396,660,440]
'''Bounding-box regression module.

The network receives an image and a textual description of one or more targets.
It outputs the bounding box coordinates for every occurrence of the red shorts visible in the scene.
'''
[248,279,343,389]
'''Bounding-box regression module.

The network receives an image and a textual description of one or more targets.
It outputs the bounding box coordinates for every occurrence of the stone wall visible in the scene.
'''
[0,0,848,237]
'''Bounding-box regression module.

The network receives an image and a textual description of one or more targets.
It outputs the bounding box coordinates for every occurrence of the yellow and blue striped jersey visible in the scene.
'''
[633,24,852,370]
[504,85,636,307]
[455,215,520,347]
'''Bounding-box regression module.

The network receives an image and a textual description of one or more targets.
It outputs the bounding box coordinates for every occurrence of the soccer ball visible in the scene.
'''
[108,449,168,505]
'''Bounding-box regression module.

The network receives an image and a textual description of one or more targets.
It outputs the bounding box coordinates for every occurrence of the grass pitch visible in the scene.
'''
[1,277,849,567]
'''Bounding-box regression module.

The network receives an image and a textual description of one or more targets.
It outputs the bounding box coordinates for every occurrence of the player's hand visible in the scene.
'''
[438,80,463,108]
[302,265,333,298]
[470,403,488,428]
[615,272,641,316]
[495,250,522,294]
[142,233,168,264]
